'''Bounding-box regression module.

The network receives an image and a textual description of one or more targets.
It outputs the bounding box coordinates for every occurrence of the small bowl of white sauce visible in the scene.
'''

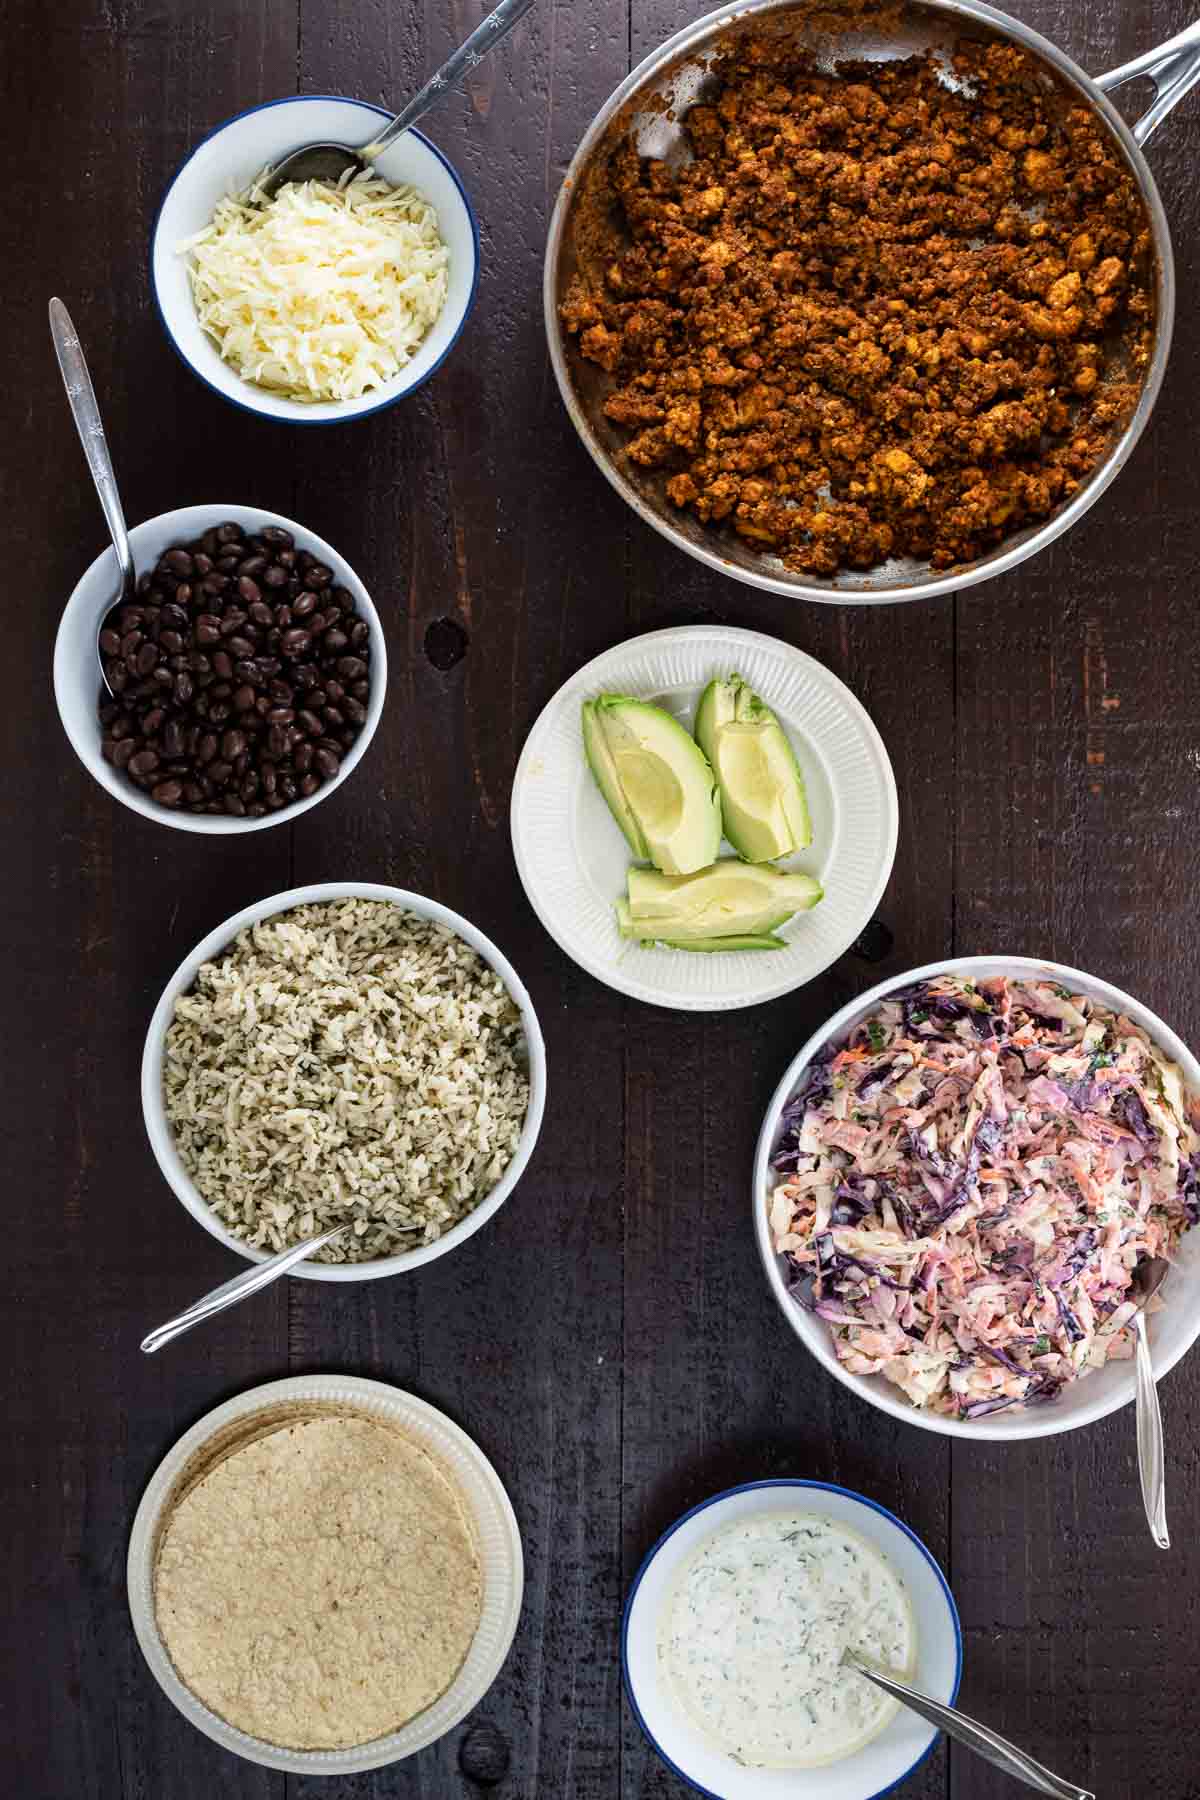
[622,1480,961,1800]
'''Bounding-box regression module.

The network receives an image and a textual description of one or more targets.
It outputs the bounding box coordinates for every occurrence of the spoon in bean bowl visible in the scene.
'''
[257,0,538,200]
[49,297,134,699]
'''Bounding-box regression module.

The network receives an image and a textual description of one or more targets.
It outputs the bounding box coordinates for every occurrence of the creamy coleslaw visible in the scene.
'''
[769,976,1200,1419]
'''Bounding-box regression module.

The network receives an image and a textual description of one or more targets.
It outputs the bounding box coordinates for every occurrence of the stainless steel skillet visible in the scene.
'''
[544,1,1200,605]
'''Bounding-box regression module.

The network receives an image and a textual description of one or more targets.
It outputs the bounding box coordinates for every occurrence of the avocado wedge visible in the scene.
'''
[619,860,822,947]
[694,674,812,863]
[582,695,721,876]
[582,700,649,860]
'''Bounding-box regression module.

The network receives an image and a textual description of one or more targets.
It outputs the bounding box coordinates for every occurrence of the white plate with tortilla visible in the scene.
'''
[510,626,898,1011]
[127,1375,523,1774]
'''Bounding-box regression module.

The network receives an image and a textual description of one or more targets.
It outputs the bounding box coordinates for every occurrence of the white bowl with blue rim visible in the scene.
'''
[151,96,479,423]
[623,1478,960,1800]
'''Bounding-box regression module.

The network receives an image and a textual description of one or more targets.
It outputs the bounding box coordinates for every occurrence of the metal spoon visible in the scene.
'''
[258,0,538,200]
[140,1227,349,1353]
[843,1651,1093,1800]
[48,298,134,698]
[1129,1252,1170,1549]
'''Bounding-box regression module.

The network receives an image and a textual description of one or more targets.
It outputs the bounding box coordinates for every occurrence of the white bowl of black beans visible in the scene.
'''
[53,504,386,831]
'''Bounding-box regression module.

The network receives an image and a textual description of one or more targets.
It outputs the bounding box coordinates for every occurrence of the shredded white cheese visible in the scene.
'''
[180,173,450,403]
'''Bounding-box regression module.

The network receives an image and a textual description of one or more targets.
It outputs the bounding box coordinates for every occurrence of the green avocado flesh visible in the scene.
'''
[582,695,721,875]
[618,861,822,948]
[694,674,812,863]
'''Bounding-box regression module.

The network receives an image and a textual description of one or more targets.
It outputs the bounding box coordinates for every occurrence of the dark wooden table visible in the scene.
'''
[7,0,1200,1795]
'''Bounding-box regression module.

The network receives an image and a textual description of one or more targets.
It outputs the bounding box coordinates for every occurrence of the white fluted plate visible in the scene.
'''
[510,626,898,1011]
[127,1376,523,1773]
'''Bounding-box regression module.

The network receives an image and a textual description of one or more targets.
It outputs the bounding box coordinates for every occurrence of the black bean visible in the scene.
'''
[136,642,160,677]
[306,561,333,588]
[227,635,255,658]
[99,629,121,657]
[280,627,310,657]
[212,651,234,680]
[162,720,187,758]
[337,656,367,680]
[262,564,288,588]
[111,737,137,769]
[128,749,159,777]
[314,746,340,778]
[249,600,273,626]
[173,672,195,706]
[239,554,268,579]
[324,628,349,654]
[233,685,257,713]
[152,779,184,807]
[195,614,221,646]
[261,525,293,547]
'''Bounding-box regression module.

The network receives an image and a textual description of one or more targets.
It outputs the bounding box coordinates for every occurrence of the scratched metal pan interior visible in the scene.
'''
[544,0,1175,606]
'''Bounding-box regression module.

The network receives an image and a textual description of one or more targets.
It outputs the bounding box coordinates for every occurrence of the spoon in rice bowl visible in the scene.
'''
[257,0,537,199]
[141,1227,352,1353]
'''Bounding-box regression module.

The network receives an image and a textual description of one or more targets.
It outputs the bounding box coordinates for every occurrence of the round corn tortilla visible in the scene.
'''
[153,1413,483,1750]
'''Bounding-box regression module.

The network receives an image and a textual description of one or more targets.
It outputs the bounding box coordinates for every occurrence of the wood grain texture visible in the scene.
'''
[4,0,1200,1795]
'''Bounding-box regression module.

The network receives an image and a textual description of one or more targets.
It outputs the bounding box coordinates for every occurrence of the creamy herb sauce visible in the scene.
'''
[658,1510,916,1768]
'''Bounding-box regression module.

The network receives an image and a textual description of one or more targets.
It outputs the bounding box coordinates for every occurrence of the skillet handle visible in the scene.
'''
[1097,19,1200,146]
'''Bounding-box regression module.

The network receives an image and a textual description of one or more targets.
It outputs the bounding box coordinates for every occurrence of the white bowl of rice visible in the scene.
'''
[142,883,546,1281]
[152,96,478,422]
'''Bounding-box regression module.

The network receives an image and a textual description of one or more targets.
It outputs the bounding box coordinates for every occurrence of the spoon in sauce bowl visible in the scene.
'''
[257,0,538,200]
[49,298,135,699]
[843,1651,1094,1799]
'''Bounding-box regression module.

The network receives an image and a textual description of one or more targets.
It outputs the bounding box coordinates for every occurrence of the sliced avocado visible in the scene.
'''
[615,896,785,951]
[623,861,822,943]
[582,694,721,876]
[582,700,649,860]
[658,933,788,953]
[694,674,812,863]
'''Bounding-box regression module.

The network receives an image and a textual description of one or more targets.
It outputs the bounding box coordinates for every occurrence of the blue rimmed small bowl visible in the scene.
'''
[151,96,479,423]
[622,1479,961,1800]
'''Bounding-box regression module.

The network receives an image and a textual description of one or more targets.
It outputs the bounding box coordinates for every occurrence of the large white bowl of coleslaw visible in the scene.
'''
[754,957,1200,1441]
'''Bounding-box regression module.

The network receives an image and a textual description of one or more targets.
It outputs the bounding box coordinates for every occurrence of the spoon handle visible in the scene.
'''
[361,0,539,157]
[140,1228,346,1354]
[48,298,135,603]
[1134,1312,1170,1548]
[847,1658,1093,1800]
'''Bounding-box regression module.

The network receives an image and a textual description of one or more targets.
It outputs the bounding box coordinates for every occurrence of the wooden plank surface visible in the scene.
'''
[3,0,1200,1795]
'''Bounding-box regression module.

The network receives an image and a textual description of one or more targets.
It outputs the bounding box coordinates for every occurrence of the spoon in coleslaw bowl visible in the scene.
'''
[842,1651,1094,1800]
[1129,1252,1170,1549]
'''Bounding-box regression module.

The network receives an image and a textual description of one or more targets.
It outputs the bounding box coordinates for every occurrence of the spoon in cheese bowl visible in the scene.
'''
[257,0,538,200]
[842,1652,1093,1800]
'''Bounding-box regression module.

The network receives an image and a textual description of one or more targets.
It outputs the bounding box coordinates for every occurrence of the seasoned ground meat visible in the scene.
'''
[561,28,1154,577]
